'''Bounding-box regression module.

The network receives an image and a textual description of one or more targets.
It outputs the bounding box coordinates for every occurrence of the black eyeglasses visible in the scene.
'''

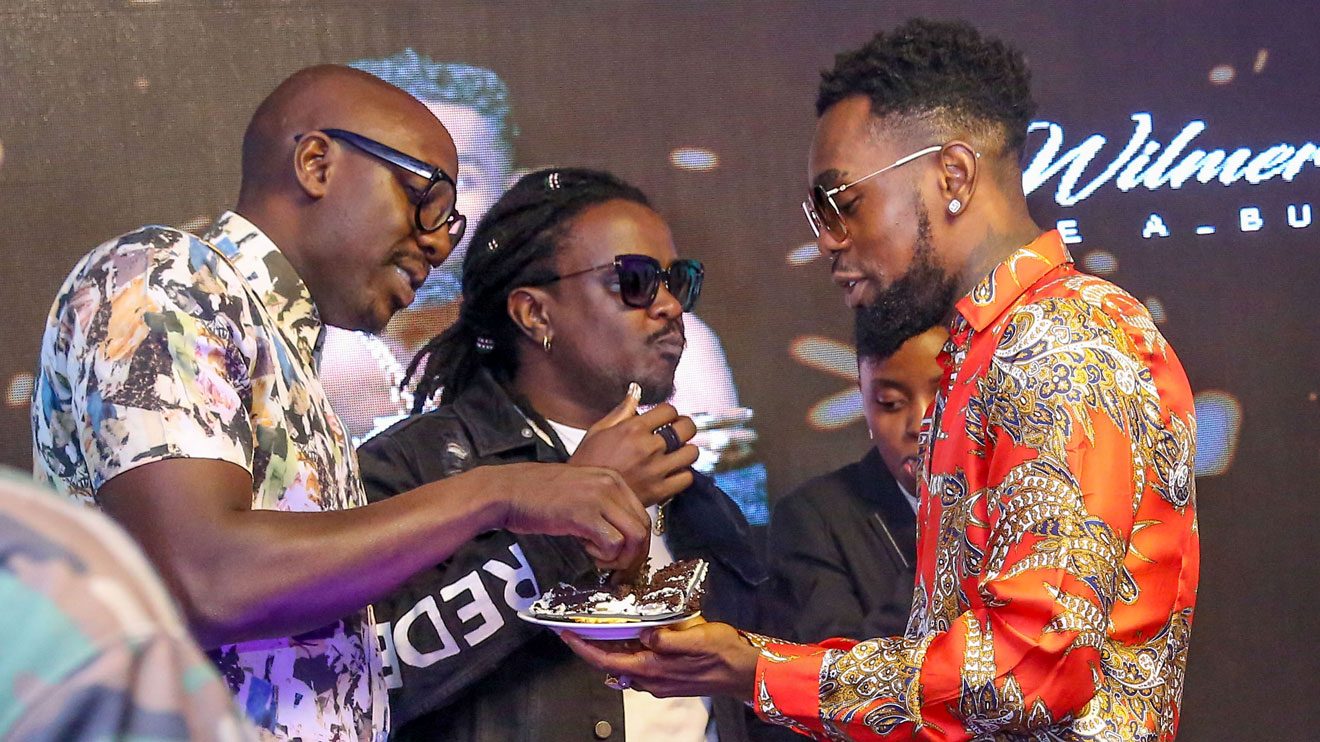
[537,254,704,312]
[802,144,943,241]
[296,128,467,244]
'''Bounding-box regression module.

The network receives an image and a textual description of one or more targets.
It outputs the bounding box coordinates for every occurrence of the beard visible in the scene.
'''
[635,320,684,405]
[591,320,684,407]
[854,204,958,359]
[599,364,676,407]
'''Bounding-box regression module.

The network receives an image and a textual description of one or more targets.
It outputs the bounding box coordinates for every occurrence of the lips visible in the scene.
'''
[654,334,685,350]
[388,263,427,308]
[901,456,920,481]
[394,262,428,292]
[651,330,686,358]
[833,274,869,307]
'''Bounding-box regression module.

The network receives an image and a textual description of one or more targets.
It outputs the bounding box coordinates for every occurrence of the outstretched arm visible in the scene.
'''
[101,458,648,648]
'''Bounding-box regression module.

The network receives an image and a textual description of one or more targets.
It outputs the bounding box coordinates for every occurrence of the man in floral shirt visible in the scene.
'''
[567,19,1199,741]
[32,65,651,739]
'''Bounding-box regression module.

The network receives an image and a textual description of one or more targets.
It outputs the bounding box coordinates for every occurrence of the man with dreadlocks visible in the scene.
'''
[566,19,1199,741]
[355,167,766,741]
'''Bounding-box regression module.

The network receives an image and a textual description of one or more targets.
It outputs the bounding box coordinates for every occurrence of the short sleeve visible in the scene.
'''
[67,236,256,492]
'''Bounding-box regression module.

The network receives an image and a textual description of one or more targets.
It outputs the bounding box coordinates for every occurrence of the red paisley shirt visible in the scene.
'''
[753,231,1199,740]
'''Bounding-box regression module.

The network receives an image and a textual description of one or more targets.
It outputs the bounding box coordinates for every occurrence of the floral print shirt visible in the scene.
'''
[31,212,388,740]
[752,231,1199,741]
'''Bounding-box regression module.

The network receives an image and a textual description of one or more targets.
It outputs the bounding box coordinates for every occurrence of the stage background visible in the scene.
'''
[2,2,1315,735]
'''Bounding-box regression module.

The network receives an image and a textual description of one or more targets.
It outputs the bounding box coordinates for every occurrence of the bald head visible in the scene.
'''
[231,64,461,335]
[238,64,454,202]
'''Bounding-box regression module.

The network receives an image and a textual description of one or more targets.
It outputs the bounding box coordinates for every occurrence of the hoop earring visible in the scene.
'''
[948,199,962,215]
[543,334,553,354]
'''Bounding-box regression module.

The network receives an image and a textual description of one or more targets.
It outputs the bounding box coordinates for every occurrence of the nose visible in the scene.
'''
[649,280,683,321]
[817,229,849,264]
[416,228,454,269]
[905,398,928,440]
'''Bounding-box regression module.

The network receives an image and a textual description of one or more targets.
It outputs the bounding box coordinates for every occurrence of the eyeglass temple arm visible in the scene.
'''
[828,145,945,197]
[318,129,440,182]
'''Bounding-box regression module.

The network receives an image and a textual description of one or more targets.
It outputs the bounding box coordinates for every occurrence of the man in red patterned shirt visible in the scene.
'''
[565,18,1199,740]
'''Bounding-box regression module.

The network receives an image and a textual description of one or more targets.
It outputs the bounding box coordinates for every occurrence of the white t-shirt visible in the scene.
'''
[897,480,920,514]
[545,419,717,742]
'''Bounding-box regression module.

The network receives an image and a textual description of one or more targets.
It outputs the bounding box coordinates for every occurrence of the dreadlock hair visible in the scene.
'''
[404,167,650,411]
[817,18,1036,159]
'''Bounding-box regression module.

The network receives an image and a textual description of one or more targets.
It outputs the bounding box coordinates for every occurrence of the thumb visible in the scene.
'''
[587,381,642,434]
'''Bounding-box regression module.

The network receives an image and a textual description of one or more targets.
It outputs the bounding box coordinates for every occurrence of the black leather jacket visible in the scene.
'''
[357,370,767,741]
[763,448,917,643]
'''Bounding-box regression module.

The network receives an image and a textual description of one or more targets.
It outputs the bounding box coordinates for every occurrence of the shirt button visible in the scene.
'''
[520,427,533,438]
[594,720,613,739]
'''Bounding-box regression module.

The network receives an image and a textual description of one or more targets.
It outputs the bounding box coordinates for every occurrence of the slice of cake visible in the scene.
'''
[530,558,708,622]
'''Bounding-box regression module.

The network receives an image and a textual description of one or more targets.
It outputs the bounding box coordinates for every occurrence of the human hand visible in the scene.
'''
[485,462,650,571]
[570,383,700,508]
[561,619,760,701]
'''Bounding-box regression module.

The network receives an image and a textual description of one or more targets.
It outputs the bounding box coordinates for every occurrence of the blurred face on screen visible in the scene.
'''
[859,326,946,494]
[809,95,958,348]
[543,199,686,409]
[418,101,511,298]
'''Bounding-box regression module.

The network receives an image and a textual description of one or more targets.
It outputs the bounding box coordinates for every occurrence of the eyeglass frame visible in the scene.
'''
[532,254,705,312]
[803,143,969,241]
[293,128,466,240]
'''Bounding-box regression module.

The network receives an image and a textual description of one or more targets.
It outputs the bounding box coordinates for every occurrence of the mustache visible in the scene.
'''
[647,321,686,345]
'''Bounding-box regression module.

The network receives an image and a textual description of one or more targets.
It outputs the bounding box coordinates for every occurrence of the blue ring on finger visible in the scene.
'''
[655,424,682,454]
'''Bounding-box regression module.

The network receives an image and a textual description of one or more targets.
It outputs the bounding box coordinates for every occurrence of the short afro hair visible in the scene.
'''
[817,18,1036,155]
[350,49,517,162]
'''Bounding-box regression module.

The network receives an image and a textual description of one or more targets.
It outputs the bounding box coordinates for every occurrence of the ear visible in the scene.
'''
[507,286,553,345]
[937,141,979,215]
[292,132,335,199]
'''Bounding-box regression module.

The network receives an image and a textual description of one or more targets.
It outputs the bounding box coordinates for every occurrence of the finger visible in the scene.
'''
[656,468,695,500]
[631,402,680,431]
[578,467,649,532]
[603,471,652,531]
[565,632,658,677]
[668,415,698,444]
[597,501,651,570]
[612,526,651,573]
[608,558,646,588]
[561,631,646,673]
[641,622,719,656]
[659,444,701,474]
[587,382,642,435]
[587,470,650,567]
[579,520,625,565]
[643,457,695,503]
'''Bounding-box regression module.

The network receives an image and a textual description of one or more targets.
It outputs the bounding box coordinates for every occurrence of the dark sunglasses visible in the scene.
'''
[537,254,704,312]
[294,128,467,244]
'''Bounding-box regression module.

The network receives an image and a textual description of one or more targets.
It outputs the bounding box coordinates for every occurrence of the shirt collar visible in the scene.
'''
[203,211,325,364]
[451,369,564,461]
[954,230,1071,333]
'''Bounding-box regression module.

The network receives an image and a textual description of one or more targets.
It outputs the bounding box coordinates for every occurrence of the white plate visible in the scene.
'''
[517,610,701,641]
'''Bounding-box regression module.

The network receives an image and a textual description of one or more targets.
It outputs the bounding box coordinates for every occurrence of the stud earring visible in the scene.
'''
[948,199,962,215]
